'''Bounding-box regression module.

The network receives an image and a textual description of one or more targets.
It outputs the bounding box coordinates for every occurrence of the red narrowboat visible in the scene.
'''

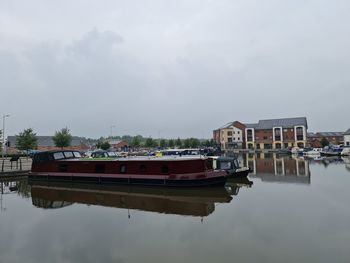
[30,150,228,187]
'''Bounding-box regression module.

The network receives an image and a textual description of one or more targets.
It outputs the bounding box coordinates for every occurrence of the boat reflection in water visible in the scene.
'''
[244,153,311,185]
[29,178,253,217]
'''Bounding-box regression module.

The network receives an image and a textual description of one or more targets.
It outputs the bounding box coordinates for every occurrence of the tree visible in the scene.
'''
[145,137,157,148]
[159,139,167,148]
[320,137,329,148]
[96,140,110,150]
[183,138,191,148]
[189,138,200,148]
[100,141,110,150]
[16,128,38,153]
[131,136,141,148]
[168,139,175,148]
[175,137,182,148]
[53,127,72,148]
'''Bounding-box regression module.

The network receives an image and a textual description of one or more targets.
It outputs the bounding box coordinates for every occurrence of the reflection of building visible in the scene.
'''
[245,154,310,184]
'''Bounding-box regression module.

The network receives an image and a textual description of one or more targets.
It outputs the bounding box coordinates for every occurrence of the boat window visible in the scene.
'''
[64,151,74,158]
[95,164,105,173]
[58,164,68,172]
[206,159,213,169]
[212,159,217,170]
[139,164,147,173]
[220,161,232,170]
[73,152,82,158]
[161,165,169,174]
[120,164,127,173]
[34,152,54,163]
[107,152,117,157]
[53,152,65,160]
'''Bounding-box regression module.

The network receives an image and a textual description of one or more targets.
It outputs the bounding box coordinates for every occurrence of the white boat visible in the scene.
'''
[341,147,350,156]
[304,148,322,157]
[291,147,303,155]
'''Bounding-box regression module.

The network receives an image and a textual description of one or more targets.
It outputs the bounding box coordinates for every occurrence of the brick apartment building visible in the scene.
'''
[213,121,246,150]
[214,117,308,150]
[344,129,350,146]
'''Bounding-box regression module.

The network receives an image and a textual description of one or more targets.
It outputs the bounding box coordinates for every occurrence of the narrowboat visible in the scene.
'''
[29,150,229,187]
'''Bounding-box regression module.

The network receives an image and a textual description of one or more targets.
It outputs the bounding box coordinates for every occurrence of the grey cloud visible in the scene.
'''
[1,0,350,138]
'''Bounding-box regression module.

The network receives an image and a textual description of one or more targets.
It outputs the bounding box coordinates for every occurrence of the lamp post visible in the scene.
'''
[2,114,10,159]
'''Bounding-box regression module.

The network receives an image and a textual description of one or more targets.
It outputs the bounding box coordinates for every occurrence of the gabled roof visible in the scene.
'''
[256,117,307,130]
[344,128,350,135]
[217,121,245,130]
[245,123,258,129]
[218,122,234,129]
[7,135,88,147]
[317,132,344,137]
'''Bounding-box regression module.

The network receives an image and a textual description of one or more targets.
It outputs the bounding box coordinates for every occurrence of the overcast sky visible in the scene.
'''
[1,0,349,139]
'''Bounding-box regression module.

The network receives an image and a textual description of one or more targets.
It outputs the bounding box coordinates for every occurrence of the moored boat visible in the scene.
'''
[211,156,250,177]
[30,150,229,187]
[304,148,322,157]
[321,145,343,156]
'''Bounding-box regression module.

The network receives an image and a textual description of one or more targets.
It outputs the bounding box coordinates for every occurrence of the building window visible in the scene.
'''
[228,131,232,136]
[263,136,268,140]
[247,130,253,142]
[238,131,240,134]
[264,144,272,149]
[274,128,281,141]
[347,142,350,146]
[296,127,304,141]
[228,137,232,143]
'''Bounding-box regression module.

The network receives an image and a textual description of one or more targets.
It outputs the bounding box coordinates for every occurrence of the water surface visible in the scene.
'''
[1,155,349,263]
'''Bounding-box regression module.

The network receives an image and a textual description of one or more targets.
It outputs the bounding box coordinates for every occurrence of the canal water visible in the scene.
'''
[0,155,349,263]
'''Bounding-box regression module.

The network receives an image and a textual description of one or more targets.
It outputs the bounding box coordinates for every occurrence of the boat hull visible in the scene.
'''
[29,171,227,187]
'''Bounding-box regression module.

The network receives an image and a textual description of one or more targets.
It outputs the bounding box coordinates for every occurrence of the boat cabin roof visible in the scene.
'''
[33,150,82,162]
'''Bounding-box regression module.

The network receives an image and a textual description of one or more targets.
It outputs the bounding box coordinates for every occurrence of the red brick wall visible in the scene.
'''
[255,130,273,143]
